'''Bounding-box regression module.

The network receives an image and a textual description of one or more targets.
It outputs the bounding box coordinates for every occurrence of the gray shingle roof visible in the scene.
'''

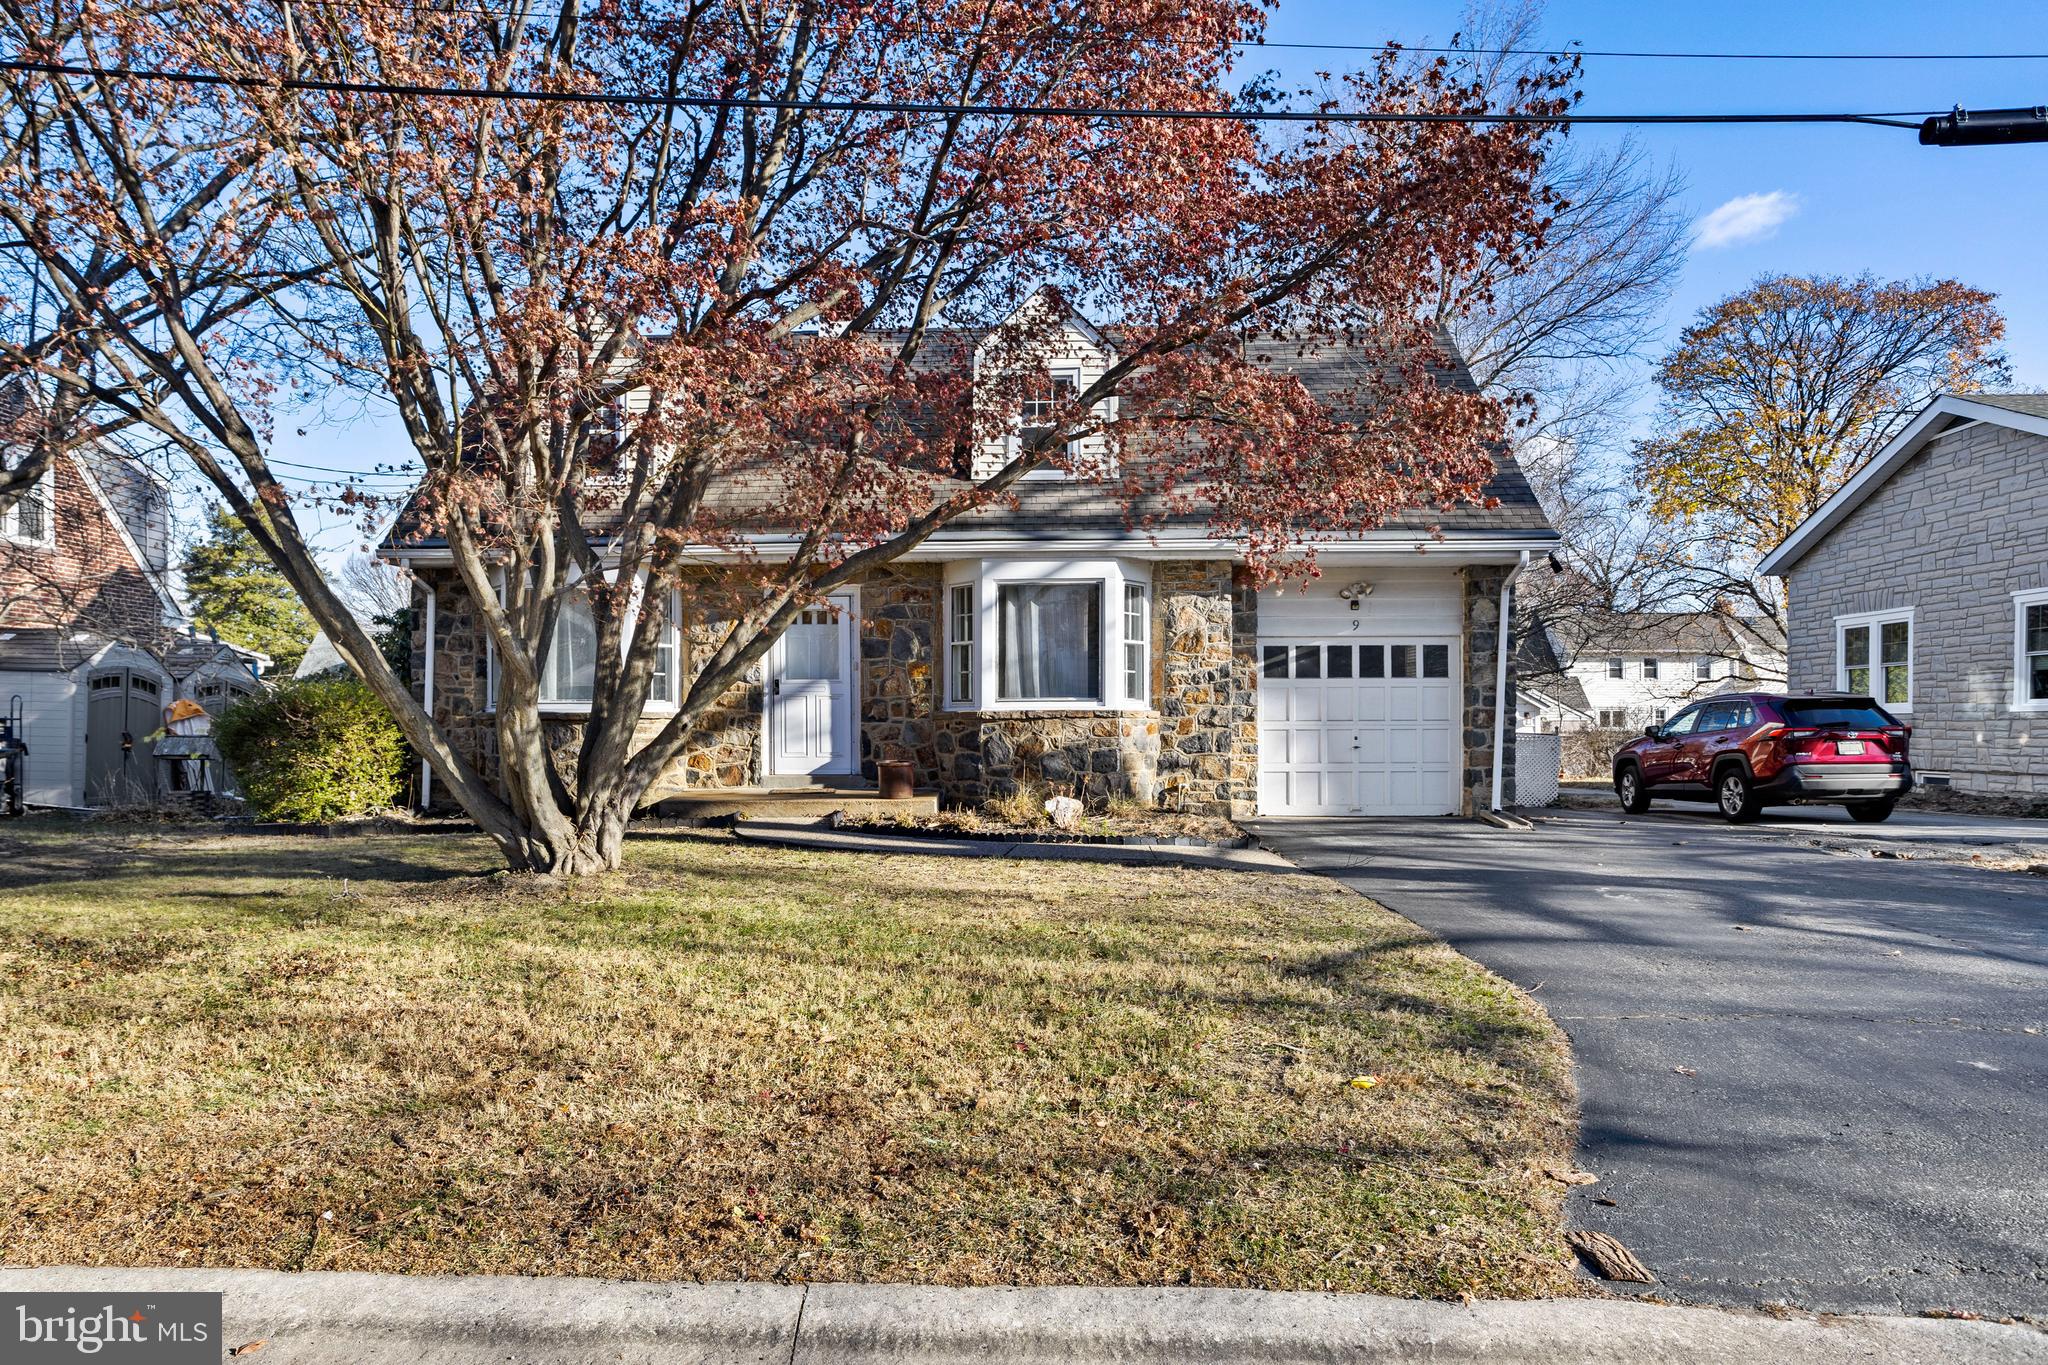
[1544,610,1786,660]
[383,329,1554,551]
[1961,392,2048,420]
[0,627,109,673]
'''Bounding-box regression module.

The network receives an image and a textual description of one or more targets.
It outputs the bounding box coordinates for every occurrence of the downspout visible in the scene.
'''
[1489,550,1531,813]
[418,581,437,813]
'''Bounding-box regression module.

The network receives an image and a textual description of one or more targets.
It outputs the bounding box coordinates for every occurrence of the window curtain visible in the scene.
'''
[999,583,1101,700]
[544,593,599,703]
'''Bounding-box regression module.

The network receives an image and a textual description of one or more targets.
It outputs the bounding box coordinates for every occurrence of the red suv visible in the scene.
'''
[1612,693,1913,823]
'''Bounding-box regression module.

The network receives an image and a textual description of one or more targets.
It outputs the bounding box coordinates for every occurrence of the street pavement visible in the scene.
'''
[1254,805,2048,1318]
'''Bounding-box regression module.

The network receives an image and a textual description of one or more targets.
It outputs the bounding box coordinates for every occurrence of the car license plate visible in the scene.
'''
[1837,739,1866,755]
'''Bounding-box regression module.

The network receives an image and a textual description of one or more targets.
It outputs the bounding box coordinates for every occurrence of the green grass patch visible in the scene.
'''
[0,820,1578,1296]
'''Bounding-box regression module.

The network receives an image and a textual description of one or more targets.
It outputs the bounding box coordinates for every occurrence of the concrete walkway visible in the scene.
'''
[730,818,1294,871]
[3,1267,2041,1364]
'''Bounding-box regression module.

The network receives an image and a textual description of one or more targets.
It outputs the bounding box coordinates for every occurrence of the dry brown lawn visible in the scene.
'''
[0,822,1579,1297]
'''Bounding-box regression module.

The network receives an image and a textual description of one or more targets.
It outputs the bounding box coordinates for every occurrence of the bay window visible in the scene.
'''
[945,558,1149,710]
[947,584,975,705]
[1123,584,1149,702]
[999,582,1101,701]
[1837,608,1912,709]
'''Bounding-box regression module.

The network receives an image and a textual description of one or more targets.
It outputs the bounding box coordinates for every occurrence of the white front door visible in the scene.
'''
[1257,638,1459,816]
[769,593,856,777]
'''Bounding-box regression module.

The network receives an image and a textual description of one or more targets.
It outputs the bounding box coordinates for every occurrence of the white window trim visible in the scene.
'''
[2012,588,2048,713]
[1606,658,1624,680]
[1015,367,1118,481]
[485,569,682,716]
[1694,656,1715,681]
[946,581,976,707]
[1123,582,1150,704]
[0,461,56,548]
[945,557,1151,713]
[1834,607,1915,713]
[1640,656,1660,681]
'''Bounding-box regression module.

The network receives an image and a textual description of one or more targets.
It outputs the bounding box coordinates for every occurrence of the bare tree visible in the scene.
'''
[1425,2,1692,682]
[2,0,1574,873]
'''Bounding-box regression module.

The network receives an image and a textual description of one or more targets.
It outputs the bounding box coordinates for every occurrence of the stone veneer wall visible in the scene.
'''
[409,568,764,802]
[857,564,942,781]
[1154,559,1258,817]
[411,570,495,795]
[1459,565,1516,814]
[414,556,1259,813]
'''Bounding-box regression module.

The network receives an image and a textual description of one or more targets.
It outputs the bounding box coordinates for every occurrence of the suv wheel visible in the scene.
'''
[1847,799,1897,824]
[1716,766,1761,823]
[1616,765,1651,814]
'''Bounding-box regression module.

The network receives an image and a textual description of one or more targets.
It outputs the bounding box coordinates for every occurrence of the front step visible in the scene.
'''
[757,774,871,791]
[642,785,938,821]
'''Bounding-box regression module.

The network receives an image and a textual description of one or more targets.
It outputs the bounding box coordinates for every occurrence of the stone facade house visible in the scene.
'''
[1759,393,2048,797]
[385,311,1559,818]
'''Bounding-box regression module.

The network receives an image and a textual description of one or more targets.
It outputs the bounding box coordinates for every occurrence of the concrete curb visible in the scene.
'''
[4,1268,2041,1364]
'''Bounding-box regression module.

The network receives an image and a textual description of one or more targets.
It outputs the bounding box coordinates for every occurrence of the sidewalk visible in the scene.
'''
[729,817,1295,871]
[3,1268,2041,1364]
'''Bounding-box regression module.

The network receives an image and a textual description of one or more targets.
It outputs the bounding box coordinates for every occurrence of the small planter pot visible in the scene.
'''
[875,760,916,801]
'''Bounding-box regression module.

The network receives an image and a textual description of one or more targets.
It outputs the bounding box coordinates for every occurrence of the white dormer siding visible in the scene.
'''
[971,293,1116,482]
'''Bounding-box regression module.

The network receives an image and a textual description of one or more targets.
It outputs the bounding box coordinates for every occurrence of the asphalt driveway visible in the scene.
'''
[1255,806,2048,1318]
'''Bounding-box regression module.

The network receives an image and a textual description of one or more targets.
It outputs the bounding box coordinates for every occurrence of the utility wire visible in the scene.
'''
[1245,42,2048,61]
[0,58,1936,127]
[248,0,2048,61]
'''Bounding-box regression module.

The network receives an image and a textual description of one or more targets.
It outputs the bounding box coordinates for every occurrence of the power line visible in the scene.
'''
[1245,41,2048,62]
[242,1,2048,62]
[0,58,1937,127]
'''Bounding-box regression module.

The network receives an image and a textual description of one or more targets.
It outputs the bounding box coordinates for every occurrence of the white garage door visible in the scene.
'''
[1257,639,1460,816]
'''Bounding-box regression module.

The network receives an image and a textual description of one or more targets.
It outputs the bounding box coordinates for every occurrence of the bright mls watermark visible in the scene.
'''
[3,1293,221,1362]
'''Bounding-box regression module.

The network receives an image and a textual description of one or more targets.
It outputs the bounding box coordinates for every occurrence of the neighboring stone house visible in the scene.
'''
[384,304,1560,818]
[0,427,263,807]
[1523,610,1787,734]
[1759,392,2048,797]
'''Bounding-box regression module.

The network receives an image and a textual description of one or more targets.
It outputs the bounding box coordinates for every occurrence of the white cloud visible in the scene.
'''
[1694,191,1800,249]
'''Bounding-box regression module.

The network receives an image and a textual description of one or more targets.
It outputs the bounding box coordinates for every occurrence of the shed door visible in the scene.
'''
[1256,639,1459,816]
[86,669,163,806]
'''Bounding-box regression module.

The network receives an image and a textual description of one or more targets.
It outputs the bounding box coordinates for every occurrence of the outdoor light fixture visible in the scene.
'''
[1337,580,1374,611]
[1919,106,2048,147]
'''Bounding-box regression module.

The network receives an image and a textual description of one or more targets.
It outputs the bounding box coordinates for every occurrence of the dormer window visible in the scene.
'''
[1019,372,1079,455]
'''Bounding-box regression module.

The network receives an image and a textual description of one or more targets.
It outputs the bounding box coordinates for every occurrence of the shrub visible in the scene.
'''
[214,676,407,822]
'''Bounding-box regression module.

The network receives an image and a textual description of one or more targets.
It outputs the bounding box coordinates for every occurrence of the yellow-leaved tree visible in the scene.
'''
[1631,274,2008,610]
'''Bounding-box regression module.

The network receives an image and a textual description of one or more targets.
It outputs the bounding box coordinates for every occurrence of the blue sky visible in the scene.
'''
[1261,0,2048,380]
[269,1,2048,573]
